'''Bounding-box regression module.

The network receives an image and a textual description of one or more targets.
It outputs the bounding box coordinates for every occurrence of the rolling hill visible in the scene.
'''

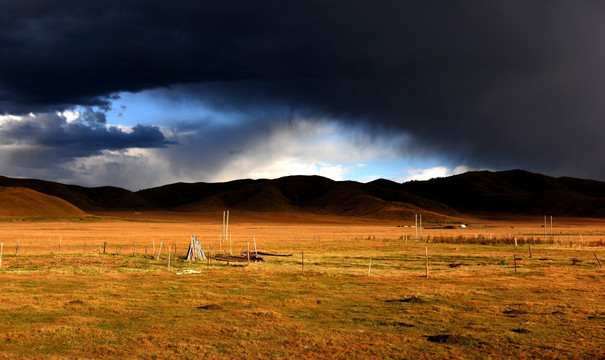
[0,170,604,219]
[136,176,458,220]
[0,187,88,219]
[396,169,605,217]
[0,176,152,211]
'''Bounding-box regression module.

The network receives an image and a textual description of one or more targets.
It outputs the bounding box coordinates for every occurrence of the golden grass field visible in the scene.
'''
[0,211,603,359]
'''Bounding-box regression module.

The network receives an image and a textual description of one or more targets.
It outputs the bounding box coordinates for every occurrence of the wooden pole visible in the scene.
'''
[156,242,163,260]
[514,237,517,247]
[424,247,429,279]
[594,253,603,270]
[59,237,62,253]
[529,245,532,258]
[415,214,418,240]
[226,210,229,250]
[247,242,251,265]
[132,241,135,256]
[253,236,257,256]
[514,254,518,274]
[368,257,372,276]
[103,241,107,254]
[15,239,19,256]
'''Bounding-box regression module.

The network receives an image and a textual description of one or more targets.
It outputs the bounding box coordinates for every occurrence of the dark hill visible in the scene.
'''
[136,175,458,220]
[397,169,605,216]
[2,170,605,218]
[0,176,153,211]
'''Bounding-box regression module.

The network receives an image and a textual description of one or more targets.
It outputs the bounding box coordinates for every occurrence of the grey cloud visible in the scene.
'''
[0,112,172,164]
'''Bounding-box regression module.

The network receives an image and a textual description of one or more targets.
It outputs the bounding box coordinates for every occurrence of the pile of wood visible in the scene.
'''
[213,253,264,263]
[256,251,292,257]
[185,234,207,262]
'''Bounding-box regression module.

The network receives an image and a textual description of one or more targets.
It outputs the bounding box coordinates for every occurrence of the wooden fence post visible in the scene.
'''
[156,242,163,260]
[425,247,429,279]
[253,236,257,256]
[594,253,603,270]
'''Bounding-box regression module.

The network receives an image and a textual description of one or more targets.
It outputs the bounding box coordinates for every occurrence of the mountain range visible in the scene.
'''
[1,169,604,219]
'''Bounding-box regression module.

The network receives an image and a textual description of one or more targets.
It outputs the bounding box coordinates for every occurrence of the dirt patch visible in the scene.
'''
[197,304,223,310]
[67,299,84,305]
[511,328,530,334]
[448,263,464,268]
[425,334,466,344]
[503,309,527,316]
[386,296,427,304]
[379,321,414,327]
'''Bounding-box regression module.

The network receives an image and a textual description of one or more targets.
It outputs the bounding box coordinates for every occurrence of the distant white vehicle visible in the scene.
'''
[460,224,467,229]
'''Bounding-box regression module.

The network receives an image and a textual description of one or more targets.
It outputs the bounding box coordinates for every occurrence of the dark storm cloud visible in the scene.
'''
[2,1,605,179]
[0,112,171,164]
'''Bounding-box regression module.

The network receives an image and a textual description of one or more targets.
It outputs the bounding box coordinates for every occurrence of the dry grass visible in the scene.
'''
[0,211,603,359]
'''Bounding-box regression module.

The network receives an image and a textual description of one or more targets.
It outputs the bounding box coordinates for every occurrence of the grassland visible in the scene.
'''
[0,211,603,359]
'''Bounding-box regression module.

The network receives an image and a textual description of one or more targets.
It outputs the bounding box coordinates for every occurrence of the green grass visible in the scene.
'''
[0,243,603,359]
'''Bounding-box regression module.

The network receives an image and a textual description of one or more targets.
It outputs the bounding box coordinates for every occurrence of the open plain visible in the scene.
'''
[0,211,603,359]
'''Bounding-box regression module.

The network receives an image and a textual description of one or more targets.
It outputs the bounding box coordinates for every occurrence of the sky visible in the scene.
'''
[1,1,605,190]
